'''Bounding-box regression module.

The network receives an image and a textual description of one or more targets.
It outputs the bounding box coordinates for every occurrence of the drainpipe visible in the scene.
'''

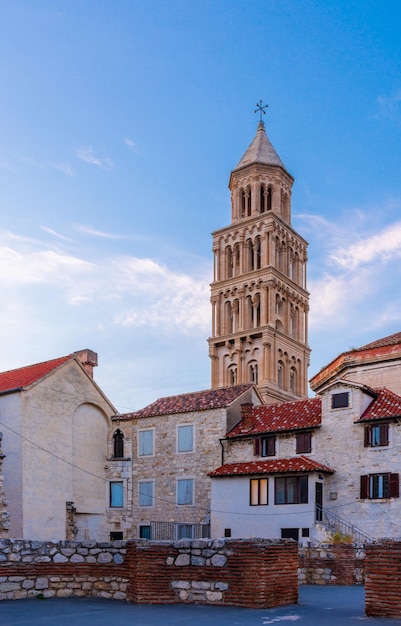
[219,438,225,466]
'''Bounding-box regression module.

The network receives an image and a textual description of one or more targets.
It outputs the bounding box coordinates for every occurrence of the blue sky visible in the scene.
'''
[1,0,401,412]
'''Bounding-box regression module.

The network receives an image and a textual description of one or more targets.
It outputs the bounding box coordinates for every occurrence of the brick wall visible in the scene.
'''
[365,542,401,617]
[0,538,298,608]
[299,543,365,585]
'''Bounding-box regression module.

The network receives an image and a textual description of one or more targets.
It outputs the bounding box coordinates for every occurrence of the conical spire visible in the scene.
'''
[233,121,288,173]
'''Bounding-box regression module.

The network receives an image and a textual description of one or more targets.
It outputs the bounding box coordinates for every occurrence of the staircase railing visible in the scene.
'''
[316,504,374,543]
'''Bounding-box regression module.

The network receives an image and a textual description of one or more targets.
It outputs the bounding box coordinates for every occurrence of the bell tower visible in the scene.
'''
[208,107,310,403]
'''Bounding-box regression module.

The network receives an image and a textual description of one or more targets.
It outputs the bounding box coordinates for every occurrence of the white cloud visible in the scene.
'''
[40,226,71,241]
[75,147,114,171]
[124,138,139,154]
[376,89,401,122]
[76,225,127,239]
[331,221,401,270]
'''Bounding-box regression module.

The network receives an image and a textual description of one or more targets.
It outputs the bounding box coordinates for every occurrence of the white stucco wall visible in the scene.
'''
[211,474,321,543]
[1,359,113,540]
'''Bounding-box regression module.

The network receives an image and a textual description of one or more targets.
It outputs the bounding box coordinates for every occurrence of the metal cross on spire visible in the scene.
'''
[254,100,268,122]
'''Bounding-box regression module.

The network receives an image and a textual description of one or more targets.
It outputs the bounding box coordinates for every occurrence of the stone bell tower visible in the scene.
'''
[208,106,310,404]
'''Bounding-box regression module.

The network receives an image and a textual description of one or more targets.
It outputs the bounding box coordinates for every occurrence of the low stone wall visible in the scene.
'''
[0,539,128,600]
[0,538,298,608]
[299,543,365,585]
[365,541,401,617]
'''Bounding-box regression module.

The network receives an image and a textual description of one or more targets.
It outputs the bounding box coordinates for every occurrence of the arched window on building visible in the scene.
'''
[113,429,124,459]
[232,299,240,332]
[255,237,261,270]
[246,295,253,329]
[254,293,261,327]
[290,367,297,394]
[226,246,233,279]
[267,186,272,211]
[278,361,284,389]
[249,362,258,384]
[246,187,252,216]
[240,189,246,217]
[228,365,237,386]
[260,185,265,213]
[246,239,254,271]
[225,301,233,334]
[233,243,240,276]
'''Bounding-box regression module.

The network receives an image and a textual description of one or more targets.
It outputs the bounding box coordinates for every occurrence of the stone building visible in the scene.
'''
[209,331,401,542]
[105,384,262,540]
[208,119,310,404]
[0,350,115,541]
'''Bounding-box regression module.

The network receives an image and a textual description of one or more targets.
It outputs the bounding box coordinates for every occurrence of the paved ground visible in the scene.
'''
[2,586,401,625]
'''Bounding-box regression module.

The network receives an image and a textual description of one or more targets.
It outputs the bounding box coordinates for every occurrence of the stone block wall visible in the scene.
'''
[0,538,298,608]
[0,539,128,600]
[299,543,365,585]
[365,541,401,617]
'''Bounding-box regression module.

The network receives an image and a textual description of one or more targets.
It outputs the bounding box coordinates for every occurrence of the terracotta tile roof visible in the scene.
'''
[358,331,401,351]
[357,387,401,422]
[116,384,255,420]
[0,355,73,393]
[227,397,321,437]
[310,331,401,389]
[209,456,334,477]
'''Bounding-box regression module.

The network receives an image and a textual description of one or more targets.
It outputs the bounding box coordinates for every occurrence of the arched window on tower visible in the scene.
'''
[267,186,272,211]
[240,189,246,218]
[260,185,265,213]
[226,246,233,279]
[225,301,233,334]
[254,293,261,327]
[249,362,258,384]
[228,365,237,386]
[246,239,254,271]
[278,361,284,389]
[233,243,240,276]
[246,295,253,329]
[290,367,297,394]
[232,299,240,332]
[246,187,252,216]
[255,237,261,270]
[113,429,124,459]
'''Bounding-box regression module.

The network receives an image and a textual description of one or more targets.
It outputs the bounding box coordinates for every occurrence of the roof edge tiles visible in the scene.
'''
[114,383,255,420]
[0,355,73,393]
[209,456,334,478]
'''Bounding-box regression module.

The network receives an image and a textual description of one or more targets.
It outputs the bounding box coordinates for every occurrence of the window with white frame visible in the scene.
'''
[360,473,399,499]
[138,429,154,456]
[177,424,194,453]
[109,481,124,508]
[138,480,154,507]
[177,478,194,505]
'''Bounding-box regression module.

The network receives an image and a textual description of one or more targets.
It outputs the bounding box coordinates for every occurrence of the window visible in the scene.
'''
[275,476,308,504]
[360,473,399,499]
[110,531,123,541]
[254,436,276,457]
[177,424,194,453]
[139,525,151,539]
[113,429,124,458]
[281,528,299,541]
[250,478,269,505]
[110,481,123,508]
[138,429,154,456]
[138,481,154,507]
[296,432,312,454]
[331,392,350,409]
[364,423,389,447]
[177,478,194,505]
[177,524,193,539]
[224,528,232,538]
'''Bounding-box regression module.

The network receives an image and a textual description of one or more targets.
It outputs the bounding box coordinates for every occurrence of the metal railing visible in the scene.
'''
[150,521,211,541]
[316,504,373,543]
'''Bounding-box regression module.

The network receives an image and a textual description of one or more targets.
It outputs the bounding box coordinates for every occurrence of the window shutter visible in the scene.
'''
[360,475,369,499]
[364,426,370,447]
[253,437,261,456]
[389,473,399,498]
[380,423,389,446]
[267,436,276,456]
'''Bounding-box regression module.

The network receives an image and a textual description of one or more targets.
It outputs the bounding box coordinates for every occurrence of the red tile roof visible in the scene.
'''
[357,387,401,422]
[116,384,255,420]
[227,397,322,437]
[209,456,334,477]
[0,355,73,393]
[358,331,401,351]
[310,331,401,390]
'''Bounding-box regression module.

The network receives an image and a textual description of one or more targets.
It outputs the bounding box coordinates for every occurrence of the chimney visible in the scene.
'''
[239,403,254,432]
[74,349,98,379]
